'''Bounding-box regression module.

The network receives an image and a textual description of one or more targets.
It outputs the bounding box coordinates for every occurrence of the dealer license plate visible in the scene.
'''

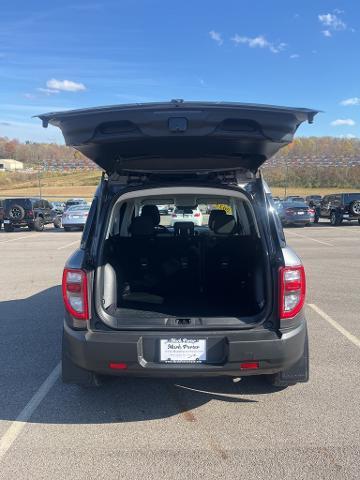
[160,338,206,363]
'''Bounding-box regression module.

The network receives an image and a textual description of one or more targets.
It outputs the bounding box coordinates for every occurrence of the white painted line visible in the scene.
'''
[0,234,42,244]
[286,231,333,246]
[308,304,360,349]
[57,240,79,250]
[0,363,60,462]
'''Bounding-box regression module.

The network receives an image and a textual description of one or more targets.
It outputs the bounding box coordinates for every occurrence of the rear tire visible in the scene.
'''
[4,224,14,232]
[34,217,44,231]
[330,211,342,226]
[265,330,309,388]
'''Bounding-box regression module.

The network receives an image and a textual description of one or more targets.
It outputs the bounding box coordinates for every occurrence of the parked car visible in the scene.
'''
[3,198,61,231]
[64,198,87,210]
[316,193,360,225]
[277,201,313,227]
[62,204,90,231]
[52,201,65,215]
[0,199,4,229]
[38,101,316,388]
[170,206,203,226]
[305,195,322,208]
[284,195,305,203]
[156,205,169,215]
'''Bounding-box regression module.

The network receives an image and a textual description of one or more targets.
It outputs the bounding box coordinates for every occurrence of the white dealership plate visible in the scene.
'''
[297,211,304,215]
[4,220,10,224]
[160,338,206,363]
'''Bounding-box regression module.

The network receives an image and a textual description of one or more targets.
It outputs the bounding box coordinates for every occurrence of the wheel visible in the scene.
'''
[349,200,360,216]
[9,204,25,221]
[33,217,45,231]
[4,224,14,232]
[53,217,62,229]
[330,211,342,226]
[265,330,309,388]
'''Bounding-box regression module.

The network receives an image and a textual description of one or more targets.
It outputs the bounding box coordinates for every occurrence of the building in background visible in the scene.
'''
[0,159,24,172]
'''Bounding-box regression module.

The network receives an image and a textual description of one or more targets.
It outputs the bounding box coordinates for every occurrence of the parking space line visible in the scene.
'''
[308,303,360,349]
[0,234,42,244]
[0,363,60,462]
[286,231,333,246]
[57,240,80,250]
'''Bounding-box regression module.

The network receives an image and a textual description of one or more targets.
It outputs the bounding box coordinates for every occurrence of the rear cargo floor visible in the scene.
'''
[113,293,260,318]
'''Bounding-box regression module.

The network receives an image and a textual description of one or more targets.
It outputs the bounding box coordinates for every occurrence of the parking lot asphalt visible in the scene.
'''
[0,222,359,480]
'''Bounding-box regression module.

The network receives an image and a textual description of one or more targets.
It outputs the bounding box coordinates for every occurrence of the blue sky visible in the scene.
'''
[0,0,359,143]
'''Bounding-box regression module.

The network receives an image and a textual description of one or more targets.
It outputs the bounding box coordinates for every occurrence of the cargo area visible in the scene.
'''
[97,187,269,326]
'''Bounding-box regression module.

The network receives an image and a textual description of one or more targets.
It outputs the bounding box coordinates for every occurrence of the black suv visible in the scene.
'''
[316,193,360,225]
[3,198,61,231]
[38,101,318,389]
[0,199,4,230]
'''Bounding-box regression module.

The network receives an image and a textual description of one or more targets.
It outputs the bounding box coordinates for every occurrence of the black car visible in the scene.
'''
[38,101,317,388]
[3,198,61,231]
[276,201,313,227]
[0,199,4,229]
[316,193,360,225]
[305,195,322,208]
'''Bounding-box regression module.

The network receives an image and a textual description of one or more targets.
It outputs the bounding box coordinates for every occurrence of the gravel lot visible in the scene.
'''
[0,222,359,479]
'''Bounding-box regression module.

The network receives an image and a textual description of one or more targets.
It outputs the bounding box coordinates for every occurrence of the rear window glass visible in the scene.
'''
[5,198,32,209]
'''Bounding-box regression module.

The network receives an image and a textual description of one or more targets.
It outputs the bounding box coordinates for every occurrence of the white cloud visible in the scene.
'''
[331,118,356,126]
[322,30,332,37]
[318,13,346,30]
[38,87,59,95]
[344,133,356,138]
[24,93,36,99]
[231,34,286,53]
[46,78,86,92]
[290,54,300,59]
[209,30,223,46]
[340,97,360,106]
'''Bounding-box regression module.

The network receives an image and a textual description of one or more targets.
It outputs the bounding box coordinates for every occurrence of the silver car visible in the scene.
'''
[62,205,90,231]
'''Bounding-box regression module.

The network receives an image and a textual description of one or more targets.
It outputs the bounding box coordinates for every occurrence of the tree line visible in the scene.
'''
[1,135,360,187]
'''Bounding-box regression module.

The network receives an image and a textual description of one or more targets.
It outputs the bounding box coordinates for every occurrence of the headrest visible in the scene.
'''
[173,222,195,236]
[213,214,236,235]
[129,216,155,236]
[141,205,160,226]
[208,209,226,230]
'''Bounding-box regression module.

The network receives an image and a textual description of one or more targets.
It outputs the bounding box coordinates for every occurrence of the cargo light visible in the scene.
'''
[62,268,89,320]
[279,265,306,319]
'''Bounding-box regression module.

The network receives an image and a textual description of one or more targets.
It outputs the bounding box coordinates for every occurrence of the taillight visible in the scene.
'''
[62,268,89,320]
[194,212,201,217]
[26,210,33,217]
[279,265,306,319]
[286,208,295,214]
[308,209,315,214]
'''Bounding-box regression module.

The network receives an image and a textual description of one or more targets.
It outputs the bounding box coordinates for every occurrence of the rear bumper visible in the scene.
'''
[63,317,307,378]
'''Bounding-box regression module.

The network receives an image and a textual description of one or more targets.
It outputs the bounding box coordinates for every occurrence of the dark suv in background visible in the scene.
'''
[3,197,61,231]
[316,193,360,226]
[0,199,4,230]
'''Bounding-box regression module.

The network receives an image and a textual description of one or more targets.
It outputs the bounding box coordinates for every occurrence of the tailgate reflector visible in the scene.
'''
[109,362,128,370]
[240,362,259,370]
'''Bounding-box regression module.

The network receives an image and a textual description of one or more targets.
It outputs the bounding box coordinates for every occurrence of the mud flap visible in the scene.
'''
[269,330,309,387]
